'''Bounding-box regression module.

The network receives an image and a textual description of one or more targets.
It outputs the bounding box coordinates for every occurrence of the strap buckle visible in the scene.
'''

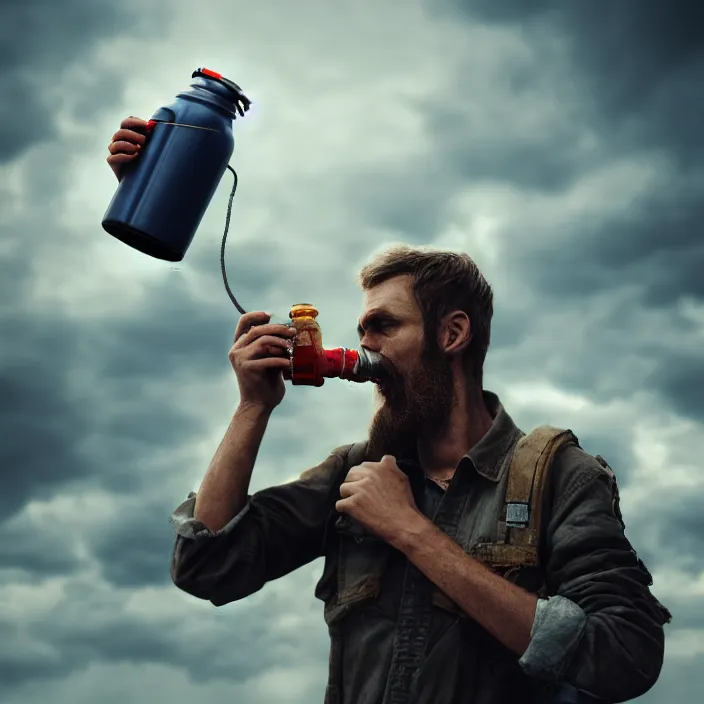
[506,502,529,528]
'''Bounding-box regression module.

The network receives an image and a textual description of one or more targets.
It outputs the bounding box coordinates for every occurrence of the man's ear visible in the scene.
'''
[441,311,471,355]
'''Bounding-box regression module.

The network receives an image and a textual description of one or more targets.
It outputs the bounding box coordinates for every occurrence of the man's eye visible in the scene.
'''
[359,319,395,337]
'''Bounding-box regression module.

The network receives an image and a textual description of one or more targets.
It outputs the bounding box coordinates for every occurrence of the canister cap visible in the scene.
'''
[192,67,252,117]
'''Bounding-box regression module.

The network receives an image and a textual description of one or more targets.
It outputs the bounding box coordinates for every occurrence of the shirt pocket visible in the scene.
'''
[315,514,390,626]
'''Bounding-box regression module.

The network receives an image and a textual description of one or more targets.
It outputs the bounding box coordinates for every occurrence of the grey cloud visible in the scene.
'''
[435,0,704,162]
[636,653,704,704]
[574,432,637,490]
[648,488,704,574]
[0,280,200,518]
[0,627,67,689]
[431,0,553,23]
[89,500,177,588]
[0,565,330,694]
[0,515,81,576]
[345,161,457,242]
[619,480,704,586]
[0,307,94,519]
[655,352,704,422]
[501,204,704,419]
[485,307,527,350]
[0,0,171,164]
[421,86,607,196]
[513,183,704,306]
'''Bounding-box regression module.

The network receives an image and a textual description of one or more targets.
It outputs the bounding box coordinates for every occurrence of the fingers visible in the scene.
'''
[335,498,350,513]
[229,333,293,370]
[111,127,147,146]
[237,324,296,349]
[234,311,274,339]
[339,476,366,497]
[106,119,147,179]
[344,467,366,483]
[107,121,148,177]
[119,116,149,131]
[229,312,296,385]
[247,334,291,358]
[107,153,139,168]
[108,140,141,156]
[239,356,291,371]
[234,315,296,347]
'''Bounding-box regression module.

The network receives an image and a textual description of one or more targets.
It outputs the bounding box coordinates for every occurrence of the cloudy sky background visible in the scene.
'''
[1,1,702,702]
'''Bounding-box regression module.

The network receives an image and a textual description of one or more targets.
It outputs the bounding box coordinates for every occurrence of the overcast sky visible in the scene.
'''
[1,1,702,702]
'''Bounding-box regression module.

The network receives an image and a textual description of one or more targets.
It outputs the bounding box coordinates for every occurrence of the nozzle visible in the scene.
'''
[322,347,385,383]
[284,345,384,387]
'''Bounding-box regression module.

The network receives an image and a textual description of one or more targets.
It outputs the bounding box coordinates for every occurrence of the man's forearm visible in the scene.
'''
[193,401,273,533]
[391,512,538,656]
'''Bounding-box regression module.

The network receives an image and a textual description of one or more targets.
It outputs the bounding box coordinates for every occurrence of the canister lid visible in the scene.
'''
[192,67,251,117]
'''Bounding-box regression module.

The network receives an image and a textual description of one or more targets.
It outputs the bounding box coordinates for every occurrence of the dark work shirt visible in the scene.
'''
[169,392,670,704]
[338,476,450,704]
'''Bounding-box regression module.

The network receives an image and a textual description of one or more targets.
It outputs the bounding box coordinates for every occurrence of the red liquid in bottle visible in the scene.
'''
[284,304,326,386]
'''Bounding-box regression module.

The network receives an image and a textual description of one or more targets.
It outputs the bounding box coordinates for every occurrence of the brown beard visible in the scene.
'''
[367,339,455,461]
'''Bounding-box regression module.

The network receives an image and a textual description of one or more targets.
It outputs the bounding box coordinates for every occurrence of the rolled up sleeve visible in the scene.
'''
[170,492,251,540]
[519,446,670,702]
[169,447,347,607]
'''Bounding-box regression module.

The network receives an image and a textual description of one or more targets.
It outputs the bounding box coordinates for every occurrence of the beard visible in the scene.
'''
[366,339,455,462]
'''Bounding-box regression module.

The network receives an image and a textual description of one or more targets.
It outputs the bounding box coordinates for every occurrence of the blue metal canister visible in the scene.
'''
[102,68,250,262]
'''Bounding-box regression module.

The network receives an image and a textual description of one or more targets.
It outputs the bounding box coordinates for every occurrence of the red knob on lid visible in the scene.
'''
[200,68,223,80]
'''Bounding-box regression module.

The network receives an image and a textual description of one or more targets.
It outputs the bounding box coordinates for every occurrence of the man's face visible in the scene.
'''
[358,275,455,460]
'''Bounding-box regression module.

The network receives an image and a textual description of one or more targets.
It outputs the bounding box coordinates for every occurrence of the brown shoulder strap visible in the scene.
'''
[332,441,370,538]
[504,426,578,553]
[347,441,369,469]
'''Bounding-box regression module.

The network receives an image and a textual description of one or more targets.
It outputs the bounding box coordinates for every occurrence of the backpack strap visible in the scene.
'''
[474,426,577,571]
[502,426,578,554]
[333,441,370,539]
[346,440,369,470]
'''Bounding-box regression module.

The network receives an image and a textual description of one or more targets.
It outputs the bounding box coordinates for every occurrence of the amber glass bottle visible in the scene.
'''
[283,303,325,386]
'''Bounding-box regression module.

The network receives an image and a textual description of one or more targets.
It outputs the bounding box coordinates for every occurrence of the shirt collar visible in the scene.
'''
[395,391,522,483]
[462,390,522,482]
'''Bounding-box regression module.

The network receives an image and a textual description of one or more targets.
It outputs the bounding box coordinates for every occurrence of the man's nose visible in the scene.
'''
[359,333,381,352]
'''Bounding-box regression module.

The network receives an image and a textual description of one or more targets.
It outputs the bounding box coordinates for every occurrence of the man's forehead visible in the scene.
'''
[361,277,418,317]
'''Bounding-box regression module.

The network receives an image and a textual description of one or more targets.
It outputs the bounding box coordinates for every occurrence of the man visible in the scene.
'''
[108,120,670,704]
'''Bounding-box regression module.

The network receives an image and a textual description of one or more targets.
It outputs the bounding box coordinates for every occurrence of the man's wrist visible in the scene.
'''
[387,510,435,554]
[235,400,274,422]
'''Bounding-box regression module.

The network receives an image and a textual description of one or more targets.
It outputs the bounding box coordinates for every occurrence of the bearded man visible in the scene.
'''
[163,244,671,704]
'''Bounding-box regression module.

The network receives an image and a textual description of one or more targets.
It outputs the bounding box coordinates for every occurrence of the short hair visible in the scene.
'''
[357,245,493,385]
